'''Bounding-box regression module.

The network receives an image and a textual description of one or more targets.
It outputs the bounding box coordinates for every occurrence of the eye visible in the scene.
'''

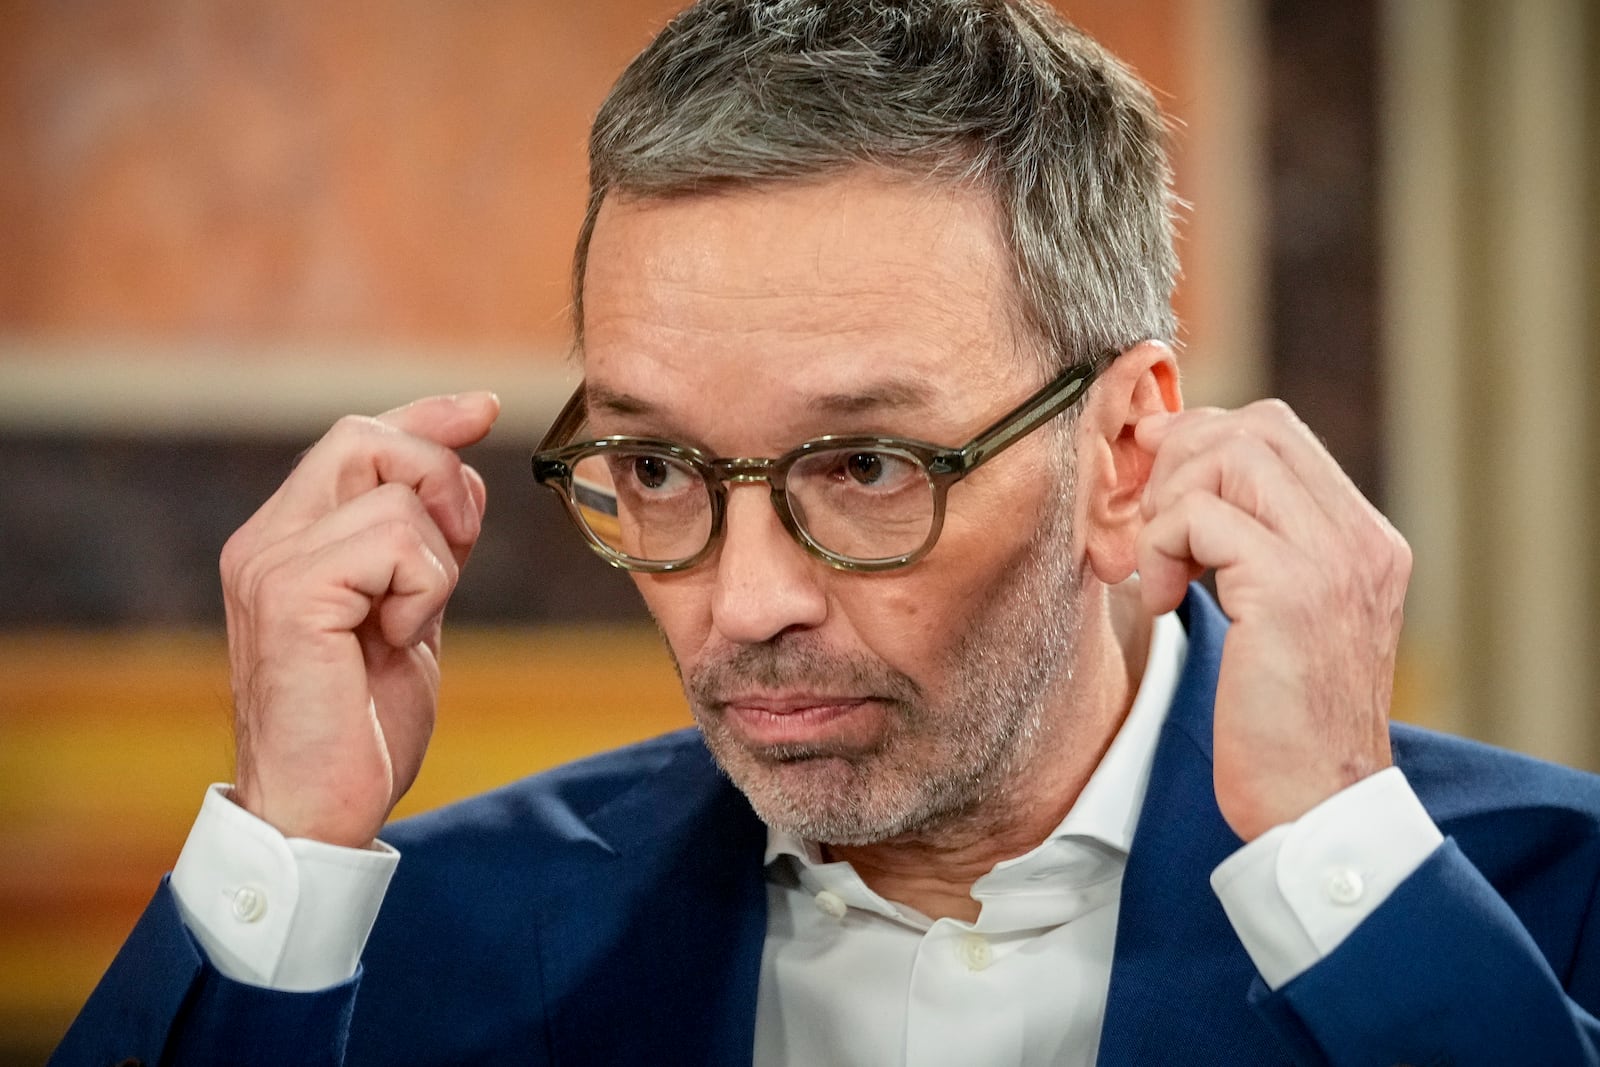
[811,448,920,493]
[844,452,885,485]
[633,455,670,489]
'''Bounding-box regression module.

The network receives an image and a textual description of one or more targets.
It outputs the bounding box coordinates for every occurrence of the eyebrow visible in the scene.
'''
[584,378,941,423]
[584,384,657,419]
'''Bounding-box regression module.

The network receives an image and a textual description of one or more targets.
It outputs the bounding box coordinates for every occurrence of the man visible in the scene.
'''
[53,1,1600,1064]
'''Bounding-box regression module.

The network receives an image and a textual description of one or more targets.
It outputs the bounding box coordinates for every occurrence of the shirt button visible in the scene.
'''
[813,890,847,920]
[230,885,268,923]
[961,933,992,972]
[1324,868,1365,906]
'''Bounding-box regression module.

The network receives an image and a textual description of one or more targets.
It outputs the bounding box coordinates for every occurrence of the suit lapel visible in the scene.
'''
[1098,589,1293,1066]
[534,740,770,1067]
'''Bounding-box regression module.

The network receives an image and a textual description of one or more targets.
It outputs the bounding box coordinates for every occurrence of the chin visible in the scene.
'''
[702,731,962,845]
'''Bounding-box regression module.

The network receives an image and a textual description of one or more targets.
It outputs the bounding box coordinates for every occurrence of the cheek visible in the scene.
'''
[630,571,712,658]
[867,468,1060,647]
[837,570,977,678]
[937,445,1072,567]
[886,586,921,620]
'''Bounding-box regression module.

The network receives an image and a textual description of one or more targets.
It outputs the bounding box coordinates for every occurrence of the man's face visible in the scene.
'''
[580,172,1089,845]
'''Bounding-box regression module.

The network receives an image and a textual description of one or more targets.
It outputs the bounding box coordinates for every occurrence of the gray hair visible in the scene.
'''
[572,0,1179,375]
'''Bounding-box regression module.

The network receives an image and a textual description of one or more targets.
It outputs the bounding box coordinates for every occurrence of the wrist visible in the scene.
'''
[1219,754,1394,843]
[228,782,384,849]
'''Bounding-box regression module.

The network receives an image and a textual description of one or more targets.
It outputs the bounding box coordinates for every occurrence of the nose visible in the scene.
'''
[710,483,828,644]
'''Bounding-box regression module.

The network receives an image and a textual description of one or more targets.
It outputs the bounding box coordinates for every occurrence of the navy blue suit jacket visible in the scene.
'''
[53,589,1600,1065]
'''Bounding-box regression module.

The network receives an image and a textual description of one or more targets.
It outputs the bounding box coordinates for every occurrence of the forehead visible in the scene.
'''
[578,171,1037,427]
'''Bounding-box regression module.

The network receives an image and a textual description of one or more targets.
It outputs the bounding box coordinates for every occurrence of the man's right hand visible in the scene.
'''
[220,392,500,848]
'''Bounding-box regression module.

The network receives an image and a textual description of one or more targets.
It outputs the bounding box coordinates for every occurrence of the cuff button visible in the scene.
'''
[1324,867,1365,906]
[230,884,268,923]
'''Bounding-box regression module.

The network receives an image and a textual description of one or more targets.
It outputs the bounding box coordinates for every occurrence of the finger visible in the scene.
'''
[376,392,502,449]
[1138,555,1206,617]
[453,464,489,571]
[1136,489,1282,615]
[1132,407,1183,449]
[244,510,457,657]
[311,520,458,648]
[272,483,461,650]
[262,482,461,595]
[1142,427,1335,551]
[267,403,493,545]
[420,464,487,658]
[1139,401,1363,528]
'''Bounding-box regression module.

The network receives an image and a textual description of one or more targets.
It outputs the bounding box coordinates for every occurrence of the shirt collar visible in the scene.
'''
[763,609,1189,869]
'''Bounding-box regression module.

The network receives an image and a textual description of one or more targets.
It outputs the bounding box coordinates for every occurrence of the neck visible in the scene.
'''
[824,580,1153,923]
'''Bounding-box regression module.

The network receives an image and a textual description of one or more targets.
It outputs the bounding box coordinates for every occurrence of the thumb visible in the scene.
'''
[378,392,501,449]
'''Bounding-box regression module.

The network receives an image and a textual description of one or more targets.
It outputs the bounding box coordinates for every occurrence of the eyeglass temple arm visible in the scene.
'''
[536,385,590,453]
[947,356,1106,474]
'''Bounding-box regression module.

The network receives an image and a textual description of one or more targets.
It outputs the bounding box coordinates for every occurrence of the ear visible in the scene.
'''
[1076,341,1182,584]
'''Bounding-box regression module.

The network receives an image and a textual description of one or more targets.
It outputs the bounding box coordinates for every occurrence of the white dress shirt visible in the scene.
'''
[752,611,1186,1065]
[171,608,1443,1062]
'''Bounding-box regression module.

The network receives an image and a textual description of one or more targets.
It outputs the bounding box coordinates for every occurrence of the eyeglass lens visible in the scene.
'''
[567,445,938,565]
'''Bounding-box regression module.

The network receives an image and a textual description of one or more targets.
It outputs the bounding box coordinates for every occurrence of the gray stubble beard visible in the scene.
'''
[685,463,1086,848]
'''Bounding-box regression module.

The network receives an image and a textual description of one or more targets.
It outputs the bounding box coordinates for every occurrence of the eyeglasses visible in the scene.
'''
[531,355,1105,573]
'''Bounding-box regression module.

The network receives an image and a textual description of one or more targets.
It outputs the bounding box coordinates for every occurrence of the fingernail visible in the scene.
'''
[456,391,501,423]
[460,470,481,537]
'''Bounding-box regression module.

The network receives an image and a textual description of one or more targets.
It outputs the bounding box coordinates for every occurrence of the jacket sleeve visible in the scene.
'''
[49,877,360,1067]
[1247,840,1600,1066]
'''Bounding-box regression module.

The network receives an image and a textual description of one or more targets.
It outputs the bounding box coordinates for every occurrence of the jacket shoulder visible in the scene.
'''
[383,726,731,861]
[1393,722,1600,828]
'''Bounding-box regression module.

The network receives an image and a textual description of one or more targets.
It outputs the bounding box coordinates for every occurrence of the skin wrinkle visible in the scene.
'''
[588,380,948,445]
[602,280,1002,357]
[584,220,1024,449]
[586,372,979,454]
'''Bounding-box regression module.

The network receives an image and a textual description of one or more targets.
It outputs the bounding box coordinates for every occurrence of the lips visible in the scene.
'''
[719,694,880,749]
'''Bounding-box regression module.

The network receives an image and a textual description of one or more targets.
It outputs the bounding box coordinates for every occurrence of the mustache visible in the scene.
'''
[686,636,924,710]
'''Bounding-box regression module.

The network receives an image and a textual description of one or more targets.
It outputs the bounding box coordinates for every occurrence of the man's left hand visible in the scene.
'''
[1133,400,1412,842]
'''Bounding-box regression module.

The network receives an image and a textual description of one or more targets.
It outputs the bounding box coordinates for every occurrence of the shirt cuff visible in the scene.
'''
[1209,766,1444,990]
[170,784,399,992]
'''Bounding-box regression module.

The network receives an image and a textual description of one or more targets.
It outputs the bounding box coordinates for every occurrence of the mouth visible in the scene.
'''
[716,693,885,750]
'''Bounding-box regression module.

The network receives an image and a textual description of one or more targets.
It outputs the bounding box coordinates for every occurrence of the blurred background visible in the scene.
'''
[1,0,1595,1059]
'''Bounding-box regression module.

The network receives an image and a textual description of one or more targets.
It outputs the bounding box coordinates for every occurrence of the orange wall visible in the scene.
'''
[0,0,1197,354]
[0,2,683,346]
